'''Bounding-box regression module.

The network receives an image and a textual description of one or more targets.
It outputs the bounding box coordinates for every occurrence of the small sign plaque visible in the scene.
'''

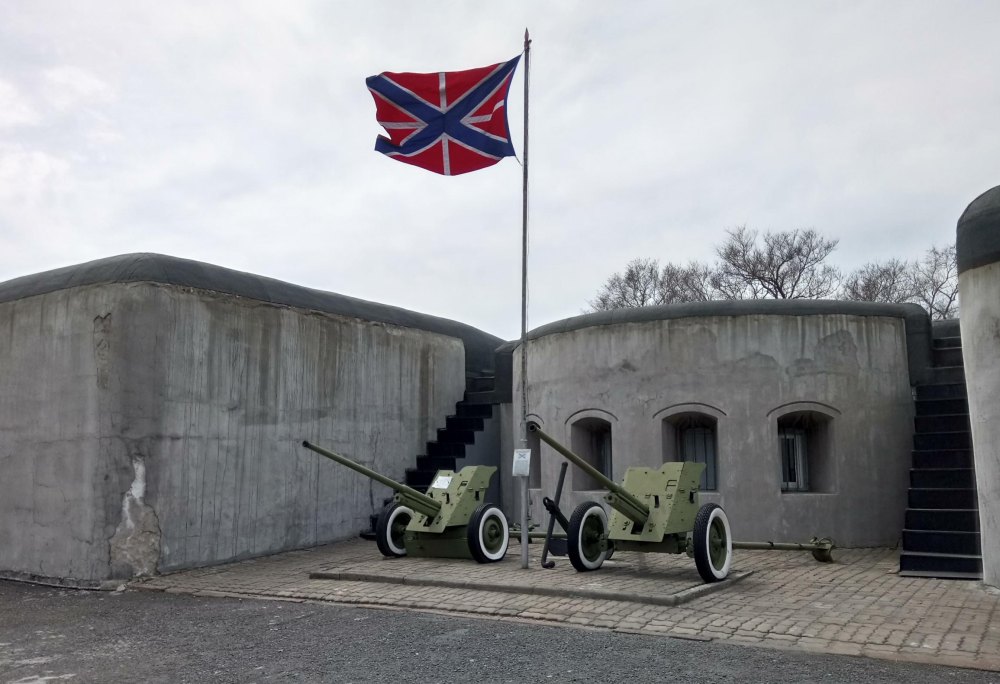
[512,448,532,477]
[430,474,453,489]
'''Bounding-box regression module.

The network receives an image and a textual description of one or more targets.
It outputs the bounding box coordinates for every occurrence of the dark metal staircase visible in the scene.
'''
[899,329,982,579]
[360,373,496,538]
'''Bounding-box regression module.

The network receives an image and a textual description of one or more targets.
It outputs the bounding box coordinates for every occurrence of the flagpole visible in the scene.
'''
[519,28,531,570]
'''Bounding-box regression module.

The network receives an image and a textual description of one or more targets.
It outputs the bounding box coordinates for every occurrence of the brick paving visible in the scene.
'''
[133,540,1000,672]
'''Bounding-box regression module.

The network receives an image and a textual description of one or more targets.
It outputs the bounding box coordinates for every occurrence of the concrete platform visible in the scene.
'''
[133,539,1000,672]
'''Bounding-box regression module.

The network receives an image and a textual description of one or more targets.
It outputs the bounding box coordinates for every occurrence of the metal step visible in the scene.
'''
[905,508,980,532]
[426,440,466,458]
[913,431,971,451]
[932,335,962,350]
[914,383,967,401]
[908,488,978,509]
[456,402,493,419]
[914,414,970,434]
[436,427,476,445]
[932,346,963,367]
[446,415,485,432]
[466,375,496,392]
[914,398,968,416]
[911,449,973,469]
[902,529,981,555]
[416,455,457,471]
[899,551,982,577]
[929,366,966,384]
[909,468,976,489]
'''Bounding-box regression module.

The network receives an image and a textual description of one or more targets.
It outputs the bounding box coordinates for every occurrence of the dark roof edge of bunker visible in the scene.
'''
[957,184,1000,274]
[0,253,504,375]
[527,299,929,341]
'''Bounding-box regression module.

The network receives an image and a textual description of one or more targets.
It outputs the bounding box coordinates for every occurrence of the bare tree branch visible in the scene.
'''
[842,259,915,303]
[713,226,840,299]
[910,244,959,320]
[588,258,665,311]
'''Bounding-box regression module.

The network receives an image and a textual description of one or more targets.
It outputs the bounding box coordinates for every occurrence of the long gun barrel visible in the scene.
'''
[527,422,650,525]
[302,440,441,519]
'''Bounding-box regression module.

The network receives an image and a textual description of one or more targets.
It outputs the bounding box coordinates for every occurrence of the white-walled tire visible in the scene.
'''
[467,503,509,563]
[375,503,412,558]
[693,503,732,582]
[567,501,608,572]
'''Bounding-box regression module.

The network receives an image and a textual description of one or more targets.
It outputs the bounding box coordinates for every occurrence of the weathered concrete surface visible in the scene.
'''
[508,308,917,546]
[958,184,1000,588]
[0,281,465,585]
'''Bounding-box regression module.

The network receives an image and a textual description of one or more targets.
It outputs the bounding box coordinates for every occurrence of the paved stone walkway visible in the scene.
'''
[133,540,1000,673]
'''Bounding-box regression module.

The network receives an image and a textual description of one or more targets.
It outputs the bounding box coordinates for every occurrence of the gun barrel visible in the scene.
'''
[302,440,441,518]
[527,422,649,521]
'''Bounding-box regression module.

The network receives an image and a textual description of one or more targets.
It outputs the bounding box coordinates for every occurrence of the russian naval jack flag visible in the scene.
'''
[366,56,521,176]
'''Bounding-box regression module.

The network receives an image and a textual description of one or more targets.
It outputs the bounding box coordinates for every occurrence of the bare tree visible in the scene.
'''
[910,244,959,320]
[588,258,664,311]
[842,259,915,303]
[712,226,840,299]
[659,262,716,303]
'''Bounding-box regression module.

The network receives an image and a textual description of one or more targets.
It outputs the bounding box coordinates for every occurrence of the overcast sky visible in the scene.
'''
[1,2,998,340]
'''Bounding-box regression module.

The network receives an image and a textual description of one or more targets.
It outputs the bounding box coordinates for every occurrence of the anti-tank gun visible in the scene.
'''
[527,422,731,582]
[302,440,509,563]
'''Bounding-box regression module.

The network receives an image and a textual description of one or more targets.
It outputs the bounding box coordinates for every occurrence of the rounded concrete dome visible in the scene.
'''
[957,185,1000,273]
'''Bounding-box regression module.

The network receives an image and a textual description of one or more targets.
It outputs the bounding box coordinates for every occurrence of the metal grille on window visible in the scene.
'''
[680,426,717,491]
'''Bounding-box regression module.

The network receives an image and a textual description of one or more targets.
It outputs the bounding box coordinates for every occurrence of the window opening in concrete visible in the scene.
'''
[662,413,718,491]
[777,411,833,493]
[570,417,612,491]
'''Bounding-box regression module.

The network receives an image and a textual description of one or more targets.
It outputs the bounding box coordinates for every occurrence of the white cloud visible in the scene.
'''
[41,65,114,110]
[0,79,37,128]
[0,1,998,338]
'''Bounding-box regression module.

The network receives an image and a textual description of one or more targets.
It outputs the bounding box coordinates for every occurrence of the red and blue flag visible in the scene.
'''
[366,56,520,176]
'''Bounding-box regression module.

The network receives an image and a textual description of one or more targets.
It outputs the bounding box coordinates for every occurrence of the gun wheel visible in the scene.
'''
[693,503,732,583]
[467,503,509,563]
[375,503,413,558]
[567,501,608,572]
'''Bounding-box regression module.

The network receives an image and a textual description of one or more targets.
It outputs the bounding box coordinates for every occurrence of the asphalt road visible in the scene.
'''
[1,581,997,684]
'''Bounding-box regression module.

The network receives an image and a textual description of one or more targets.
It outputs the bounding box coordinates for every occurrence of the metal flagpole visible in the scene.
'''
[519,28,531,570]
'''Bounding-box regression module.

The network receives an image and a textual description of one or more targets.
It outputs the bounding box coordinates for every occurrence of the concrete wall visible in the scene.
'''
[957,184,1000,588]
[507,303,920,546]
[0,281,465,586]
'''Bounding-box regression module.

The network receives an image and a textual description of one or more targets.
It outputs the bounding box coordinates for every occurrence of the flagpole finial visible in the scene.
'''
[524,28,530,45]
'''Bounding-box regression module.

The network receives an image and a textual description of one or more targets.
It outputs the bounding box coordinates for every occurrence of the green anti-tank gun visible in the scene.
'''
[527,421,732,582]
[301,440,509,563]
[528,422,835,581]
